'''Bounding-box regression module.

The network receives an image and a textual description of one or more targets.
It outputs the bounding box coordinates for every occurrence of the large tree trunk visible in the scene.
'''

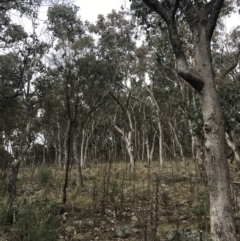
[201,83,235,241]
[196,37,236,241]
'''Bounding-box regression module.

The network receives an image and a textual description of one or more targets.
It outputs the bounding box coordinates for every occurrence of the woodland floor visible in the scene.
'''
[1,159,240,241]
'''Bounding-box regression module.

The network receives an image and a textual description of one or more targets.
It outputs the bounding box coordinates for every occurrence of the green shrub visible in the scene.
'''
[192,192,210,231]
[0,179,8,196]
[37,165,52,184]
[0,203,14,225]
[16,199,60,241]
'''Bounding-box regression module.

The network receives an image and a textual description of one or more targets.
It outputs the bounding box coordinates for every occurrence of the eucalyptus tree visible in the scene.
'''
[47,4,112,198]
[47,3,85,202]
[92,10,139,170]
[130,0,239,240]
[0,1,50,203]
[6,37,49,203]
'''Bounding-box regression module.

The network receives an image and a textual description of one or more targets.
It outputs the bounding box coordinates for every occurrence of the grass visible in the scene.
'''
[1,158,233,240]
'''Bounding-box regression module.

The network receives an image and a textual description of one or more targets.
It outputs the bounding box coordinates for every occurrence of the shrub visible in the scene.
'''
[0,203,14,225]
[16,199,60,241]
[37,165,52,184]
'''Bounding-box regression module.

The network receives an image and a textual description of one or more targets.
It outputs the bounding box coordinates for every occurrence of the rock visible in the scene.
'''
[61,212,68,223]
[25,186,36,196]
[131,215,138,227]
[166,229,212,241]
[105,209,115,217]
[115,225,132,238]
[131,215,138,222]
[159,216,169,222]
[65,226,76,235]
[87,220,94,226]
[74,220,84,227]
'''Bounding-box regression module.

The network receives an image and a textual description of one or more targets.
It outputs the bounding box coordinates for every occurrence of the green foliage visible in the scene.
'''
[47,4,83,41]
[37,165,52,184]
[0,179,8,196]
[0,203,15,225]
[16,199,60,241]
[192,192,210,231]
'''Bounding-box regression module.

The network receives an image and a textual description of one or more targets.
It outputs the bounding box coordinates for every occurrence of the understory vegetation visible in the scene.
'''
[1,159,240,240]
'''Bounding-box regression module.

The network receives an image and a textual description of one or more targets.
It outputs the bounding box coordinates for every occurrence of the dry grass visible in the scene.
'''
[2,158,239,240]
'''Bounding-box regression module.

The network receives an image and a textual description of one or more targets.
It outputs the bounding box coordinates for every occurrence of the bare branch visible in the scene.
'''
[216,50,240,81]
[108,89,126,117]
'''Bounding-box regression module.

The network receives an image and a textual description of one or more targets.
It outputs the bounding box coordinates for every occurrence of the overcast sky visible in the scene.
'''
[77,0,130,22]
[21,0,240,37]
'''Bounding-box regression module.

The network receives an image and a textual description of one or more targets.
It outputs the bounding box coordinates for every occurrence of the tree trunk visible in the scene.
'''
[196,39,236,241]
[157,117,164,168]
[141,128,145,161]
[57,122,62,169]
[225,132,240,162]
[80,128,85,168]
[7,119,31,204]
[63,120,70,170]
[62,121,72,203]
[73,131,84,188]
[124,132,135,171]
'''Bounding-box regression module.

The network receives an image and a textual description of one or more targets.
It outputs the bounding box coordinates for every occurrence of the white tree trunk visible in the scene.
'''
[225,132,240,162]
[57,122,62,169]
[157,117,164,168]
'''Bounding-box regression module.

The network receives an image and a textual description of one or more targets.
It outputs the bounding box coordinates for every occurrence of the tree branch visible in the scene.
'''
[216,50,240,81]
[108,89,127,117]
[178,68,204,92]
[205,0,224,39]
[142,0,204,93]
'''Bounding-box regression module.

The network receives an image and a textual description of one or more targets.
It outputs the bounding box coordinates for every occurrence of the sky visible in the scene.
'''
[32,0,240,35]
[77,0,130,22]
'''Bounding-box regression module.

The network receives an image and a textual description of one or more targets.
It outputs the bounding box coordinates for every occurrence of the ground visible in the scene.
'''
[1,159,240,240]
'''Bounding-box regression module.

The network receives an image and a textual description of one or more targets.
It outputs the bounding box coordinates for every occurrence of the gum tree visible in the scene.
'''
[130,0,239,240]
